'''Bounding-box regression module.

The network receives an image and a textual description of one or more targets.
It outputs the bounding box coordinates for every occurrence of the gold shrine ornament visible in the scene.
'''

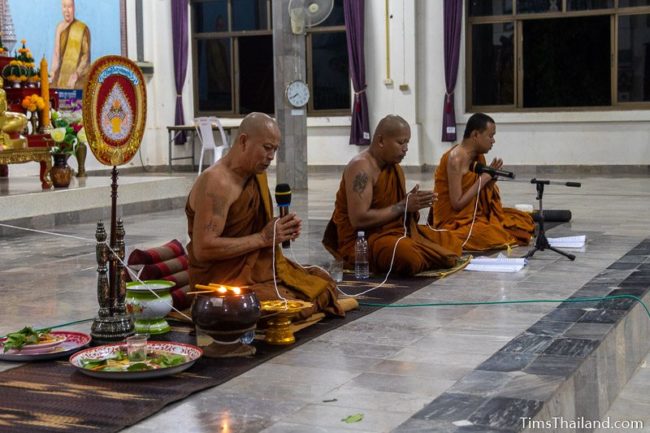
[82,56,147,166]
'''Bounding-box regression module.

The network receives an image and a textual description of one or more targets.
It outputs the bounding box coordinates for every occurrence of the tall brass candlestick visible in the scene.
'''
[40,56,50,129]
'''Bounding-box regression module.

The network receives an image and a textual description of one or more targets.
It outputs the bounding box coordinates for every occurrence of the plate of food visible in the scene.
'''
[69,341,203,380]
[0,328,91,361]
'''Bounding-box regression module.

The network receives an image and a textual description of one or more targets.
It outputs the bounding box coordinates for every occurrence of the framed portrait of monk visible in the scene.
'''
[6,0,127,92]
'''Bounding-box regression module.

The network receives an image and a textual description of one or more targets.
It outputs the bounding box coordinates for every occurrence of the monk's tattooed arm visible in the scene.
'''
[203,192,227,236]
[352,171,369,197]
[207,191,227,217]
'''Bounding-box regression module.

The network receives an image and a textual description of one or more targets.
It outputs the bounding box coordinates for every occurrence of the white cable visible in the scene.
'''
[336,192,412,298]
[271,218,289,306]
[461,175,482,249]
[288,242,329,275]
[0,222,193,322]
[0,223,94,242]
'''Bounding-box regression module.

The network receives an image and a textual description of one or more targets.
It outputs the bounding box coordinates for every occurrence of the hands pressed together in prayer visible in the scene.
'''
[260,213,302,246]
[403,184,437,213]
[481,157,504,184]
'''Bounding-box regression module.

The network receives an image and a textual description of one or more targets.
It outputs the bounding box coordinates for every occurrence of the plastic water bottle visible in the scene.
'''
[355,231,370,279]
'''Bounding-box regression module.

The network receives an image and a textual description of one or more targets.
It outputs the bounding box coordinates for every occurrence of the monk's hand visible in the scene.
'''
[405,185,435,212]
[261,213,302,246]
[489,157,504,171]
[480,158,503,184]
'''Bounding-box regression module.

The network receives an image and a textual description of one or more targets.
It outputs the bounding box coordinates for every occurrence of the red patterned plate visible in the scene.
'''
[0,331,91,362]
[7,334,67,353]
[69,341,202,380]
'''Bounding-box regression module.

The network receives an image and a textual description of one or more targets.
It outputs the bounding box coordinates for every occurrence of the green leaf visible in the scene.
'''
[127,362,153,371]
[2,326,53,352]
[341,413,364,424]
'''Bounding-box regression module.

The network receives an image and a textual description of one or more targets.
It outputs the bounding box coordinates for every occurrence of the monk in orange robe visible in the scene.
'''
[323,115,461,276]
[186,113,343,319]
[433,112,534,251]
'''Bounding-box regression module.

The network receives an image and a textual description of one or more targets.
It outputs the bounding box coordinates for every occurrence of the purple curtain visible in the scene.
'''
[441,0,462,142]
[172,0,189,144]
[344,0,370,145]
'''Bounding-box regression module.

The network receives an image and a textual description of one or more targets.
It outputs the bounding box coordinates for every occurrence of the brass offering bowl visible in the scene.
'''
[260,300,313,345]
[191,285,261,344]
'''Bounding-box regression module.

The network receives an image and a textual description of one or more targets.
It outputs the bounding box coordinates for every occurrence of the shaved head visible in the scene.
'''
[373,115,410,143]
[238,112,278,140]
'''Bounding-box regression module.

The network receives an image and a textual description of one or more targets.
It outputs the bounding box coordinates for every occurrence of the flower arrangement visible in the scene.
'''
[21,94,46,112]
[50,110,87,156]
[1,40,36,84]
[17,40,35,71]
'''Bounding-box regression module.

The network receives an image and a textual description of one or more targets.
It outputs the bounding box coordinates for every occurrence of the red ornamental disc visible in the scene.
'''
[83,56,147,166]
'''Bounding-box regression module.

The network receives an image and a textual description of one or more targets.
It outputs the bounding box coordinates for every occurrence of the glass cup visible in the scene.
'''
[126,334,148,362]
[329,259,344,283]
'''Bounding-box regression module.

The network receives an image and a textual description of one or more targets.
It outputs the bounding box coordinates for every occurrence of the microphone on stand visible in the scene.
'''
[471,161,516,179]
[275,183,292,248]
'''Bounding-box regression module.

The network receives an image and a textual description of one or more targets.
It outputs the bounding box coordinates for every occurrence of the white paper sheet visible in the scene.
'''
[465,254,527,273]
[548,235,586,249]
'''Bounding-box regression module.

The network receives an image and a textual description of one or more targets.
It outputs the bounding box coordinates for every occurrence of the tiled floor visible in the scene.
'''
[1,171,650,432]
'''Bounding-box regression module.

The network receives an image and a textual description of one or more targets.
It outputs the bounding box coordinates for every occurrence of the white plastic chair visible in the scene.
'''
[195,116,229,174]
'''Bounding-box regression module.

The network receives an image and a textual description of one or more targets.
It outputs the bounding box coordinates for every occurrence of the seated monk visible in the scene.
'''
[433,112,534,251]
[323,115,461,276]
[186,112,343,320]
[0,78,28,150]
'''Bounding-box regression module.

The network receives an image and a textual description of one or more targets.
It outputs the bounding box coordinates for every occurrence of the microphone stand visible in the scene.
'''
[525,178,580,261]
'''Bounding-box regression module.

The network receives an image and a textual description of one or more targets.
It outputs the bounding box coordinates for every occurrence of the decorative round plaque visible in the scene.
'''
[82,56,147,166]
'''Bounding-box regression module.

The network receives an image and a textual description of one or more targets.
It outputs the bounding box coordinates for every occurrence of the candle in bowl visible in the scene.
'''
[191,284,261,346]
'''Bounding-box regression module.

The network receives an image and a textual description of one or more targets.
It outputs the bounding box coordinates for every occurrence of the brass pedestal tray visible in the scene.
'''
[260,300,313,345]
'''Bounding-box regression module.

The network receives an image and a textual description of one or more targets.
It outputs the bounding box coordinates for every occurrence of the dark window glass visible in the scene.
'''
[517,0,556,13]
[567,0,613,10]
[523,16,611,107]
[194,0,229,33]
[318,0,345,27]
[471,23,514,106]
[311,32,350,110]
[232,0,268,31]
[619,0,650,6]
[238,36,274,114]
[618,14,650,102]
[469,0,512,16]
[197,38,232,111]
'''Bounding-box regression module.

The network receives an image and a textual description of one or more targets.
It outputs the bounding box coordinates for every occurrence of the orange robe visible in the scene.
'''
[186,173,344,319]
[323,164,461,276]
[434,147,534,251]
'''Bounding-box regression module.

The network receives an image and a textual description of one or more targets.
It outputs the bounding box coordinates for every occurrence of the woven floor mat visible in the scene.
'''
[0,274,438,433]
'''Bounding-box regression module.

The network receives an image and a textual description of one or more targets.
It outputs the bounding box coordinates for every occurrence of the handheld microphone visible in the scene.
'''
[275,183,291,248]
[471,162,516,179]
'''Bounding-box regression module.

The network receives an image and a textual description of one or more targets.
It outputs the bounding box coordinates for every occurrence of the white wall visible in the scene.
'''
[416,0,650,167]
[8,0,649,179]
[133,0,650,168]
[307,0,422,166]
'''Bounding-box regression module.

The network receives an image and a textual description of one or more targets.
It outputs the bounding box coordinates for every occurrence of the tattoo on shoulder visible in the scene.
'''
[206,192,227,217]
[352,172,369,197]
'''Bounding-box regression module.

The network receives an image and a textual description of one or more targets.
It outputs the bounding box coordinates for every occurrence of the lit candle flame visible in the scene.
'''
[194,283,246,296]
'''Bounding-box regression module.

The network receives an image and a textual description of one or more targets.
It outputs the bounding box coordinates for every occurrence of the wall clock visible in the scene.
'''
[286,80,310,108]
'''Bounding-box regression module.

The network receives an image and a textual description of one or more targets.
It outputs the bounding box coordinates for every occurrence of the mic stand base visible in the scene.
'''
[525,181,575,262]
[525,233,576,261]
